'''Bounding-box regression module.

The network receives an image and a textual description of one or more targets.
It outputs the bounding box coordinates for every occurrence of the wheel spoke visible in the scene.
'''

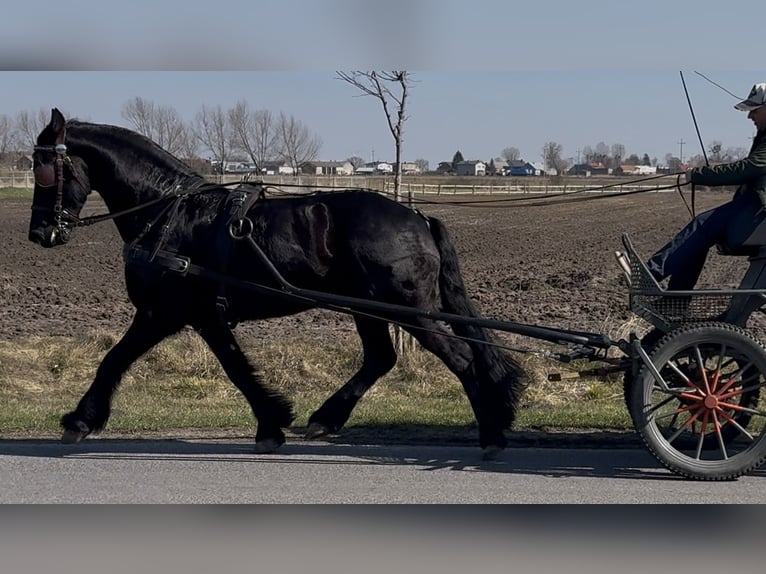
[695,410,711,459]
[712,410,729,460]
[694,345,711,394]
[709,344,727,392]
[716,408,755,442]
[666,359,693,385]
[667,409,703,444]
[648,391,689,416]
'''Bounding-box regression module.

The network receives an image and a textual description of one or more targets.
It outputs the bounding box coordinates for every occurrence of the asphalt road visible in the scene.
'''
[1,438,765,503]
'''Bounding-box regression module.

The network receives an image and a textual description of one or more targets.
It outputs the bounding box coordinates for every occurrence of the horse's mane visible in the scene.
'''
[64,119,208,197]
[67,120,192,169]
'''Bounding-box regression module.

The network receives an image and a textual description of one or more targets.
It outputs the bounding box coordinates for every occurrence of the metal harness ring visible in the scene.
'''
[229,217,253,240]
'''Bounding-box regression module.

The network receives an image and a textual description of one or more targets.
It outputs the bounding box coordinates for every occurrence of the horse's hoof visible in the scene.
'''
[481,445,503,461]
[253,438,282,454]
[305,422,329,439]
[61,430,88,444]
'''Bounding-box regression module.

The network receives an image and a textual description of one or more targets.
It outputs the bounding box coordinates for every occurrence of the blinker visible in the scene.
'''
[34,164,56,188]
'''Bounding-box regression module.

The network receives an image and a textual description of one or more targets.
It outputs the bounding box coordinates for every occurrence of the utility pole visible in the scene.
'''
[678,139,686,164]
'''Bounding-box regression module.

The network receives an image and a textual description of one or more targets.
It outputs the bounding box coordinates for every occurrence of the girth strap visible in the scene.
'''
[122,184,264,329]
[213,185,263,326]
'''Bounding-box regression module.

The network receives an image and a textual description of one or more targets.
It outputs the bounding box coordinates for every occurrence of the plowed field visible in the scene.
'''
[1,190,757,347]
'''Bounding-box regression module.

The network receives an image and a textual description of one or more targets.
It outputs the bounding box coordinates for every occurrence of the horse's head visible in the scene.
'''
[28,108,91,248]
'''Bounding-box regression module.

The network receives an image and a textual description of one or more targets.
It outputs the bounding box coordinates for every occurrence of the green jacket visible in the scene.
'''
[689,129,766,205]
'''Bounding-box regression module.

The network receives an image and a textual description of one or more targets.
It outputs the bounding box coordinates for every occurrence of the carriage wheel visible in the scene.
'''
[624,326,761,448]
[630,322,766,480]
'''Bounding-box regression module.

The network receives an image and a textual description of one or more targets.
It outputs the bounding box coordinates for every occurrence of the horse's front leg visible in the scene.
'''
[60,309,183,443]
[196,321,294,453]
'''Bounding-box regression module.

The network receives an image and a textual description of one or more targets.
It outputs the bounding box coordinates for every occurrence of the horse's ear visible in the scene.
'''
[49,108,66,144]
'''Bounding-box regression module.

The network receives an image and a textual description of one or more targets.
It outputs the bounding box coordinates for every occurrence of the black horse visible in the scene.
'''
[28,108,526,456]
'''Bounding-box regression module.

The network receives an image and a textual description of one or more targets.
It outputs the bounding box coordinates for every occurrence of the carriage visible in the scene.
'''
[27,109,766,481]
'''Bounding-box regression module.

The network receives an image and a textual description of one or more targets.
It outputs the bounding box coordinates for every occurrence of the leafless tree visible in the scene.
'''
[501,147,520,162]
[347,155,366,170]
[192,104,233,181]
[0,114,17,157]
[414,158,430,173]
[708,141,724,163]
[121,97,191,157]
[542,141,566,173]
[336,71,415,352]
[724,146,748,161]
[275,112,322,175]
[229,101,278,173]
[611,143,625,167]
[336,71,413,202]
[15,108,52,149]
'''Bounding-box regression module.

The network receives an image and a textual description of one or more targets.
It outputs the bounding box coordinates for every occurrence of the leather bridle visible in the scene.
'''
[31,142,89,236]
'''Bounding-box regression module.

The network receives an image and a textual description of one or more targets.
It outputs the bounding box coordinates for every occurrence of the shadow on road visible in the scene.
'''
[2,427,763,481]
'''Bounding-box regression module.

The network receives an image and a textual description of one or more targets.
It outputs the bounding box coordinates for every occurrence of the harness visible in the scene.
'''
[123,184,263,327]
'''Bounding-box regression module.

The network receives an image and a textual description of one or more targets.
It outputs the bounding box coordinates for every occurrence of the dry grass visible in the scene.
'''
[0,328,632,435]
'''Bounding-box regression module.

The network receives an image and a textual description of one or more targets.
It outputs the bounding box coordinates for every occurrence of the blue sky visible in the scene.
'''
[1,1,763,167]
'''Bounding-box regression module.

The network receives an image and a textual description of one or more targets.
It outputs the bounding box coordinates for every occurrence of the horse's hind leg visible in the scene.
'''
[60,309,183,443]
[196,322,294,453]
[306,317,397,438]
[403,319,507,454]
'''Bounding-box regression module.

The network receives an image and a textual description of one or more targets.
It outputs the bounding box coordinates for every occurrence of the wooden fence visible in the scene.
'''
[1,170,673,195]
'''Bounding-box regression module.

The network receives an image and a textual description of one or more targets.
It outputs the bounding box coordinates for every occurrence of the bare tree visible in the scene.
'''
[414,158,430,173]
[122,97,190,157]
[176,128,202,167]
[0,114,17,158]
[724,146,748,161]
[192,104,233,181]
[501,146,520,162]
[229,101,278,173]
[347,155,366,170]
[336,71,413,202]
[15,108,52,149]
[336,71,415,352]
[542,141,566,173]
[275,112,322,175]
[611,143,625,167]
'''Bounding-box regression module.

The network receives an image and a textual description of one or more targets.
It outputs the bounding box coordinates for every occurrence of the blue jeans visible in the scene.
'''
[647,191,765,290]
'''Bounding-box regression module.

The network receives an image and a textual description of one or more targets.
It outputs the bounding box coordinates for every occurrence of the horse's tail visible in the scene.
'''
[426,215,527,430]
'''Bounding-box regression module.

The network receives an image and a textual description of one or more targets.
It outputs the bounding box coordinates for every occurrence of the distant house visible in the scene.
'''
[354,166,377,175]
[261,161,295,175]
[436,161,455,175]
[304,160,354,176]
[568,162,610,176]
[488,159,507,175]
[455,160,486,176]
[503,160,541,176]
[619,164,657,176]
[224,160,258,174]
[400,161,421,174]
[358,161,393,174]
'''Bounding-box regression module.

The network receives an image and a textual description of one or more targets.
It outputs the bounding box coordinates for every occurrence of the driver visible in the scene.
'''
[645,82,766,290]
